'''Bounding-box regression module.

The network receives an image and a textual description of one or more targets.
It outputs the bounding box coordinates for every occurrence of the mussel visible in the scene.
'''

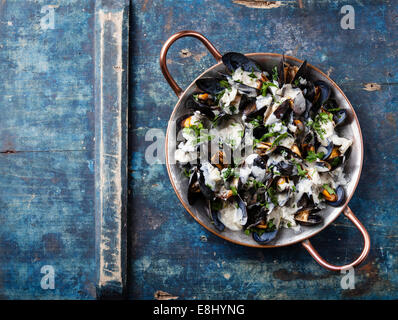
[294,207,322,226]
[252,229,278,244]
[222,52,261,73]
[312,80,331,111]
[185,94,216,120]
[196,77,225,95]
[187,168,201,205]
[324,185,346,207]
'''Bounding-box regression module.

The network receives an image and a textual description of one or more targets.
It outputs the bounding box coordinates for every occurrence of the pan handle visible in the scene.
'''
[302,206,370,271]
[159,30,223,97]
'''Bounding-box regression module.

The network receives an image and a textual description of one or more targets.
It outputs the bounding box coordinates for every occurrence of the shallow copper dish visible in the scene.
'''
[160,30,370,271]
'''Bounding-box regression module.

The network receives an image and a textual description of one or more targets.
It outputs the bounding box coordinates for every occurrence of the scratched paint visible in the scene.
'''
[129,0,398,299]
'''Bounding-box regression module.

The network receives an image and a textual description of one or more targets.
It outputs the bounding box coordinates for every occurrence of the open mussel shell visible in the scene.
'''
[312,80,331,111]
[207,201,225,232]
[222,52,261,73]
[325,185,346,207]
[317,142,333,160]
[292,60,307,83]
[185,94,216,120]
[252,229,278,244]
[294,207,322,226]
[187,168,200,205]
[195,77,225,95]
[315,160,332,172]
[333,109,347,127]
[176,113,194,134]
[198,169,215,200]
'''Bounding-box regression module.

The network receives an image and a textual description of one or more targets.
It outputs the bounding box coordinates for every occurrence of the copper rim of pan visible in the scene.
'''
[165,53,364,248]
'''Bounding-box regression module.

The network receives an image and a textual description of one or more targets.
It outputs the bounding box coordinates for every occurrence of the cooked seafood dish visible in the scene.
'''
[174,52,352,244]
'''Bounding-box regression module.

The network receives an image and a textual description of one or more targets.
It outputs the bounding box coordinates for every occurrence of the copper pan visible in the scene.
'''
[160,30,370,271]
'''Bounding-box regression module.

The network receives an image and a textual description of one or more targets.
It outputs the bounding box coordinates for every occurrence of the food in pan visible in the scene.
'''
[174,52,352,244]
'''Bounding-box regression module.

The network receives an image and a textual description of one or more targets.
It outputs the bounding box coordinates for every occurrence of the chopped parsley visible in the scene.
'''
[267,187,278,206]
[305,150,325,162]
[272,66,278,81]
[272,132,288,146]
[219,80,231,91]
[260,81,278,97]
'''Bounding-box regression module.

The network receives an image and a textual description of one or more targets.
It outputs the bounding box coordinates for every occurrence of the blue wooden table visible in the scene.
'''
[129,0,397,299]
[0,0,397,300]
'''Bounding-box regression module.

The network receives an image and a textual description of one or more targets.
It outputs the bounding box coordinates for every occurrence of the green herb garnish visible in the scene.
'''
[272,132,288,146]
[305,150,325,162]
[260,81,278,97]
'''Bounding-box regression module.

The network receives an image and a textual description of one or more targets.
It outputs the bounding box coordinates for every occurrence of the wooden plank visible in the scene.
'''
[129,0,398,299]
[94,0,129,299]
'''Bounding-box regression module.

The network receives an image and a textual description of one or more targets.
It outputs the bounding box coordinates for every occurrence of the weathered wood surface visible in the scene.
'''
[0,0,128,299]
[129,0,398,299]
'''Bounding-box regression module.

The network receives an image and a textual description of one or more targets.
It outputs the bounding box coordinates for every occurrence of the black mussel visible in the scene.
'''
[207,200,225,231]
[274,99,291,120]
[176,113,195,133]
[313,80,331,110]
[333,109,347,127]
[185,94,216,120]
[302,98,313,120]
[198,169,215,200]
[253,155,267,170]
[236,195,248,226]
[325,185,346,207]
[292,60,307,83]
[253,125,267,139]
[276,161,294,176]
[303,81,316,102]
[187,168,201,205]
[294,207,322,226]
[245,205,267,229]
[252,229,278,244]
[196,77,225,95]
[236,82,259,97]
[317,142,333,160]
[275,146,302,159]
[297,193,314,209]
[277,55,286,86]
[222,52,261,73]
[315,160,332,172]
[244,103,268,121]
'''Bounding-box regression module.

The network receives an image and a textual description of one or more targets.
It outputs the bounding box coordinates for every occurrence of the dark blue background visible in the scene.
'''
[129,0,397,299]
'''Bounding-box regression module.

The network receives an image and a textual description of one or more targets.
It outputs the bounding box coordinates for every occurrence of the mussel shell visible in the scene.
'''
[275,161,294,176]
[292,60,307,83]
[277,55,286,86]
[176,113,194,134]
[326,185,346,207]
[187,169,200,205]
[198,169,215,200]
[196,78,225,95]
[222,52,261,73]
[273,99,291,120]
[313,80,331,109]
[315,160,332,172]
[318,142,333,160]
[333,109,347,127]
[212,210,225,232]
[185,94,216,120]
[236,195,248,226]
[252,229,278,244]
[294,208,322,226]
